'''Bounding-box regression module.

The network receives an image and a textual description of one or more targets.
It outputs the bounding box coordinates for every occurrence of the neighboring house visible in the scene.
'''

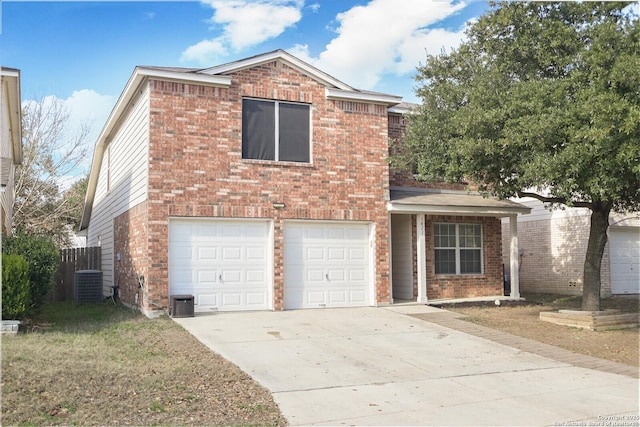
[80,50,530,316]
[0,67,22,236]
[502,199,640,296]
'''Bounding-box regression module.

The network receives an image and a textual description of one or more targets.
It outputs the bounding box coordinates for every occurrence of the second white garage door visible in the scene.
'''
[169,218,271,312]
[610,227,640,295]
[284,221,373,309]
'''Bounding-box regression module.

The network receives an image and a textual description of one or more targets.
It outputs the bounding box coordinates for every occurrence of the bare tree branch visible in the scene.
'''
[12,96,91,247]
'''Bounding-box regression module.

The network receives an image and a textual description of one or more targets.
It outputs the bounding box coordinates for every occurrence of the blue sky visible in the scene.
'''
[1,0,490,175]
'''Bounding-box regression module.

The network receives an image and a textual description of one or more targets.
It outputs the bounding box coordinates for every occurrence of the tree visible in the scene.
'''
[13,96,91,247]
[402,1,640,311]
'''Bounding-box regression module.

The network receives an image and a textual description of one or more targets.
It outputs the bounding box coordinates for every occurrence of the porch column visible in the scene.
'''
[509,215,521,299]
[417,214,428,303]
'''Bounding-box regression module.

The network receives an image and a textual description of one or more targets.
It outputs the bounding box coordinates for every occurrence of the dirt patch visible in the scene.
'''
[439,294,639,367]
[1,302,287,426]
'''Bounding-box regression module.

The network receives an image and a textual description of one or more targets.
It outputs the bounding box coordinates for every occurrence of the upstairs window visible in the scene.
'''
[434,223,483,275]
[242,99,310,163]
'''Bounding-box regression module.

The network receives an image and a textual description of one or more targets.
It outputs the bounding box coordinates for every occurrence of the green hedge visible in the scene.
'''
[3,232,59,315]
[2,253,31,319]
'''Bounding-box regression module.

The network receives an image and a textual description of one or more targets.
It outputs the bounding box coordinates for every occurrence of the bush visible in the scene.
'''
[2,253,31,319]
[3,232,59,314]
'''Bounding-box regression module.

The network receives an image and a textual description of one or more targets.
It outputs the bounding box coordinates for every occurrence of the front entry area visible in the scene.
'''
[391,214,414,301]
[283,221,373,309]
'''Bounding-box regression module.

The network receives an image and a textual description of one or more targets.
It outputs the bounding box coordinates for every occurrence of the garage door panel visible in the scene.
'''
[246,292,266,304]
[197,293,218,307]
[222,293,242,307]
[169,219,271,312]
[610,228,640,294]
[349,247,366,260]
[327,227,345,239]
[284,221,372,309]
[327,269,345,281]
[349,290,367,304]
[197,247,218,260]
[246,269,266,283]
[247,246,266,260]
[328,291,347,304]
[306,269,324,287]
[198,224,218,237]
[328,247,345,260]
[221,269,242,283]
[307,291,325,304]
[197,270,218,284]
[222,247,242,261]
[307,247,325,260]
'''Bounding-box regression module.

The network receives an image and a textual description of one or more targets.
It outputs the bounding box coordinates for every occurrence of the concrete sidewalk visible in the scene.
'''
[174,305,639,426]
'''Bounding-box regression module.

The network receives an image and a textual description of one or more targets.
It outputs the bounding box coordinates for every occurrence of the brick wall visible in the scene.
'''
[113,201,148,307]
[144,60,391,311]
[501,216,612,296]
[425,215,504,299]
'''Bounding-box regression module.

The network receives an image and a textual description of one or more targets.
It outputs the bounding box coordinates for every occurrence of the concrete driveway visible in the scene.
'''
[174,305,639,426]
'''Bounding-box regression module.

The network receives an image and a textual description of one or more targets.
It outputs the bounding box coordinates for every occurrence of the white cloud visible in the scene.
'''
[181,0,303,64]
[182,39,227,62]
[63,89,115,137]
[23,90,115,183]
[294,0,469,90]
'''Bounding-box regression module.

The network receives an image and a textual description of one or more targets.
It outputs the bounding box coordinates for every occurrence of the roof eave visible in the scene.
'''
[326,87,403,107]
[387,202,532,217]
[200,49,355,91]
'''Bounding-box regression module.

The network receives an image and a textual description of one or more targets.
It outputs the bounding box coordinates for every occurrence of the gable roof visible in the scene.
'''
[80,50,403,230]
[200,49,354,91]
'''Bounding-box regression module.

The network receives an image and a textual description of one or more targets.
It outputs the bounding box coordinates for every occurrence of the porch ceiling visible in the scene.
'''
[387,188,531,217]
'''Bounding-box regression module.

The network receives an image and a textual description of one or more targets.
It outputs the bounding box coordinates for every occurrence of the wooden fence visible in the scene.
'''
[53,247,101,302]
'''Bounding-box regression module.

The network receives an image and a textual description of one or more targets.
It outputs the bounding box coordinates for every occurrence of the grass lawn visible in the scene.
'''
[444,293,639,367]
[1,302,286,426]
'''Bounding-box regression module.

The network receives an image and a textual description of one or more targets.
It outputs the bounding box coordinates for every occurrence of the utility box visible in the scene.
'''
[74,270,103,303]
[170,295,194,318]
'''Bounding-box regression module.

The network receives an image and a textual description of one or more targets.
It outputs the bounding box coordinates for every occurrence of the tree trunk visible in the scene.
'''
[581,204,612,312]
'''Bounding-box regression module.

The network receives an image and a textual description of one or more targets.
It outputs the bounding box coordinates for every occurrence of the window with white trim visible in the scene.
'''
[242,98,310,163]
[434,223,483,275]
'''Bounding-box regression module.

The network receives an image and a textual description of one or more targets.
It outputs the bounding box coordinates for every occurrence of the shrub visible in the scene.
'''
[2,253,31,319]
[3,232,59,314]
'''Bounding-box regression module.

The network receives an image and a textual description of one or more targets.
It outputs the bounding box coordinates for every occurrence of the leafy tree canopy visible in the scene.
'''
[403,1,639,310]
[13,96,90,247]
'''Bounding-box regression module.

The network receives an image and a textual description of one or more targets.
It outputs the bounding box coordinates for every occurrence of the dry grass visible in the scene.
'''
[1,302,287,426]
[444,293,639,367]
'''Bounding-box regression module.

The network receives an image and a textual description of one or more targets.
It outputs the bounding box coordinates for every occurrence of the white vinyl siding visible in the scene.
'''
[0,85,16,233]
[87,83,151,294]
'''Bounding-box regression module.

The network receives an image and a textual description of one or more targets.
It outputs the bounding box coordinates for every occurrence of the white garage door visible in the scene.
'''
[284,221,372,309]
[610,228,640,294]
[169,219,271,312]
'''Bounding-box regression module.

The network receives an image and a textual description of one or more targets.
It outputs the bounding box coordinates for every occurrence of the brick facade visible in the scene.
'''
[113,201,149,308]
[141,60,391,312]
[426,215,503,299]
[101,53,515,315]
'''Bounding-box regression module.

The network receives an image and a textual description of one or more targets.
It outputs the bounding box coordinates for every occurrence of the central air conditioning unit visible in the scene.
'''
[74,270,103,303]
